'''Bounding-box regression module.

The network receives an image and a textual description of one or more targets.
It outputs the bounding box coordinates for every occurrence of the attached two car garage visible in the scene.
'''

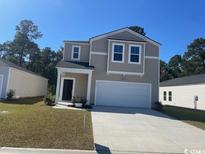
[95,80,152,108]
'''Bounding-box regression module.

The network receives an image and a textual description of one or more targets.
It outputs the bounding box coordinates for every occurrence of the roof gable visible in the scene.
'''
[89,27,161,47]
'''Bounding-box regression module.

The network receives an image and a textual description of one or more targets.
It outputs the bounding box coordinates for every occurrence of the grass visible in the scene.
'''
[0,98,94,150]
[162,105,205,130]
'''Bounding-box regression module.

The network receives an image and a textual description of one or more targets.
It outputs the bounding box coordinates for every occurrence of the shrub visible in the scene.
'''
[154,101,163,111]
[44,93,55,106]
[72,96,87,107]
[7,89,15,99]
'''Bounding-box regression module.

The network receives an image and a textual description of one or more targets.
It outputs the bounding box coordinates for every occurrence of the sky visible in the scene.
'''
[0,0,205,62]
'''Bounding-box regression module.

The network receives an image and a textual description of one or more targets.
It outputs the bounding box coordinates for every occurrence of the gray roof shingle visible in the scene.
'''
[160,73,205,87]
[56,61,94,70]
[0,59,47,79]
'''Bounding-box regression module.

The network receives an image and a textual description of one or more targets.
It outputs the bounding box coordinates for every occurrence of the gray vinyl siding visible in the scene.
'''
[90,30,159,107]
[109,31,145,41]
[64,43,90,62]
[108,40,145,73]
[0,66,9,98]
[145,42,159,57]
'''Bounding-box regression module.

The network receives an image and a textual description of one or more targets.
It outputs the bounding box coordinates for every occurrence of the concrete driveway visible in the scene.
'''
[91,106,205,154]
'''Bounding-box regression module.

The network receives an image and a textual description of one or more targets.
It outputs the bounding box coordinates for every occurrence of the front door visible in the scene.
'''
[62,79,73,101]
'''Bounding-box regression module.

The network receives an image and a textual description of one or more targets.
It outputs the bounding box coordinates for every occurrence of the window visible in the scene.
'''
[112,43,124,62]
[163,91,167,101]
[129,45,141,64]
[168,91,172,101]
[71,46,80,60]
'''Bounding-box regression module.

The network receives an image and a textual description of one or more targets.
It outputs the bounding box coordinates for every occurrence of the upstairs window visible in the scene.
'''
[71,46,80,60]
[129,45,141,64]
[112,43,124,63]
[163,91,167,101]
[168,91,172,101]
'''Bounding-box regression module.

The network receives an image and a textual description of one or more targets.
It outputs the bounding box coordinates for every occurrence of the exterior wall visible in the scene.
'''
[89,30,160,107]
[108,40,145,73]
[90,54,159,107]
[8,68,48,98]
[160,84,205,110]
[64,42,90,62]
[0,66,9,98]
[63,73,88,99]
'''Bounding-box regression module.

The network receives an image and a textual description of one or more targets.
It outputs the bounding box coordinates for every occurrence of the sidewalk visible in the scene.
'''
[0,147,96,154]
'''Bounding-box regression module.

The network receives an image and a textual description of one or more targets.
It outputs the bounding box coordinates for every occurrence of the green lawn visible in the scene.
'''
[162,105,205,130]
[0,98,94,150]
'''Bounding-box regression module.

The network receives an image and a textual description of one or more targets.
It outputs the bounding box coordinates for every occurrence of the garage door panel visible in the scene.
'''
[95,81,151,108]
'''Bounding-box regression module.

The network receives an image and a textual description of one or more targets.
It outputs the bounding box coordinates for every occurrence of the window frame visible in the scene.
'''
[71,45,81,60]
[128,44,141,64]
[163,91,167,101]
[168,91,172,101]
[111,43,125,63]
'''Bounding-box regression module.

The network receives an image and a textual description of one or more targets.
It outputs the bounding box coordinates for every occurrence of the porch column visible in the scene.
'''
[55,69,61,103]
[86,72,92,104]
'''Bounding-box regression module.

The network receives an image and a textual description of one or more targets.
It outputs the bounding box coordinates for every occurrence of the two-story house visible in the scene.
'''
[55,27,160,108]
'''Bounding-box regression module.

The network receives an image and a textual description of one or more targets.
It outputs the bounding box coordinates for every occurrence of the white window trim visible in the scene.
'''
[111,43,125,63]
[128,44,141,64]
[71,45,81,60]
[163,91,167,101]
[168,91,172,102]
[59,77,76,101]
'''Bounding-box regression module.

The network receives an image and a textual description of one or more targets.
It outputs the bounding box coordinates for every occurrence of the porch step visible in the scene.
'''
[57,101,73,106]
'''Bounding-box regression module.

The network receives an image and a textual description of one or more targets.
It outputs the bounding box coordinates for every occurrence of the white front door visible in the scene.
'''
[95,80,151,108]
[0,75,3,98]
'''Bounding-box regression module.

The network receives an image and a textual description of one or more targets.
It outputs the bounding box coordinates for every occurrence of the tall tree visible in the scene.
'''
[183,38,205,75]
[168,55,182,78]
[11,19,42,66]
[160,60,171,81]
[129,26,146,36]
[39,47,63,93]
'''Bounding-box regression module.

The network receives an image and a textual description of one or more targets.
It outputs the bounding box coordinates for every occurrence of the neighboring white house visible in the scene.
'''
[160,74,205,110]
[0,59,48,99]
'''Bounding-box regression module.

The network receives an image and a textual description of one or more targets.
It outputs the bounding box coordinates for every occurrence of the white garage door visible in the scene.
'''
[95,80,151,108]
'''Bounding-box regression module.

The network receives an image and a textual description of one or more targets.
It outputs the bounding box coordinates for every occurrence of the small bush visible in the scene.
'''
[72,96,87,107]
[154,101,163,111]
[44,93,55,106]
[7,89,15,99]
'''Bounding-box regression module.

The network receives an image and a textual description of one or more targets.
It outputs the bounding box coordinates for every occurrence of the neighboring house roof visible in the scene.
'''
[0,59,47,79]
[56,61,94,70]
[89,27,161,46]
[160,74,205,87]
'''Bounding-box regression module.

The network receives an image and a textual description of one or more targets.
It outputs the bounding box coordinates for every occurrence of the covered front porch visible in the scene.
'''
[55,61,94,105]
